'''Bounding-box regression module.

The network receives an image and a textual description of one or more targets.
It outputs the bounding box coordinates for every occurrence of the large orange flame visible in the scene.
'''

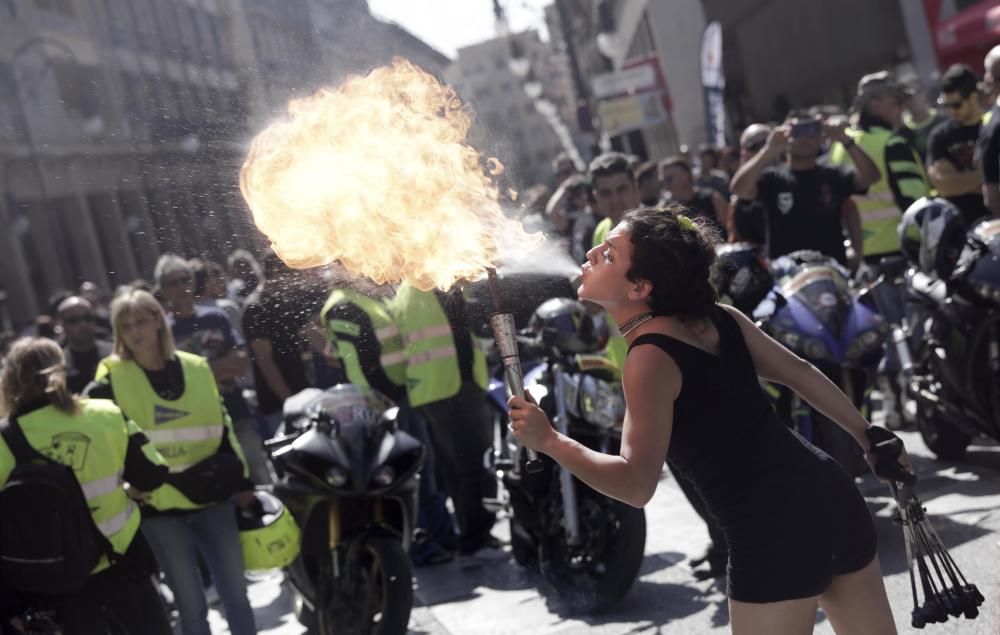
[240,58,539,291]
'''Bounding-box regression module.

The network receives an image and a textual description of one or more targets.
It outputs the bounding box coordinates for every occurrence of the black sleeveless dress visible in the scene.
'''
[629,305,877,603]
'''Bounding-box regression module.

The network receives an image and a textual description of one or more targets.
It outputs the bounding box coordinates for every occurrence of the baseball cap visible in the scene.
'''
[852,71,913,113]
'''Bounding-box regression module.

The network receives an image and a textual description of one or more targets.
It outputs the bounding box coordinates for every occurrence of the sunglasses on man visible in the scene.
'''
[62,315,96,326]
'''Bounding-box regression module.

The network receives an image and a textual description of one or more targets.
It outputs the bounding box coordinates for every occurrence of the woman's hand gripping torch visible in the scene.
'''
[487,269,543,473]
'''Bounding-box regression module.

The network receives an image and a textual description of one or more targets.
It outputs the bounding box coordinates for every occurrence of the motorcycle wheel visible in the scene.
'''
[543,492,646,614]
[312,536,414,635]
[915,401,972,460]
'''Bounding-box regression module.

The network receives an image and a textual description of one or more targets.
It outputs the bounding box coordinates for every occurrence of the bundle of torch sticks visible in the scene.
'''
[867,427,983,629]
[891,481,984,629]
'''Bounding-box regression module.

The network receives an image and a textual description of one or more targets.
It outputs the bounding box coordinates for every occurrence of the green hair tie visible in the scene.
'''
[677,214,695,232]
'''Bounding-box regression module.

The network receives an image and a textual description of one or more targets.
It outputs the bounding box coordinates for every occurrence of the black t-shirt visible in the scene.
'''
[755,164,862,264]
[929,118,990,225]
[242,288,325,414]
[63,340,111,395]
[732,198,767,246]
[978,104,1000,192]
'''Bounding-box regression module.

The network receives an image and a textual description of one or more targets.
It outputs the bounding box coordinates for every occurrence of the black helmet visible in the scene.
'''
[899,197,967,279]
[712,243,773,315]
[529,298,606,354]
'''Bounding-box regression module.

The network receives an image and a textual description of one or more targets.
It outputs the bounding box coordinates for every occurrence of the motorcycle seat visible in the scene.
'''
[909,271,948,304]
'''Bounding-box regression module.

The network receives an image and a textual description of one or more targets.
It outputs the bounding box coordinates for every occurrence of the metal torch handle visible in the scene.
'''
[489,312,543,474]
[500,356,543,473]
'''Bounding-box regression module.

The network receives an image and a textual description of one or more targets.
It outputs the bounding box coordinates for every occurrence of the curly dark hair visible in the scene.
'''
[623,204,721,318]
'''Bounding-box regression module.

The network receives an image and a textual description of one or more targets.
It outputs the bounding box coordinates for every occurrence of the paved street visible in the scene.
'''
[220,428,1000,634]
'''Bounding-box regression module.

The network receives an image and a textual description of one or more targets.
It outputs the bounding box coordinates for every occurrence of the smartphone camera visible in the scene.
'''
[791,120,822,139]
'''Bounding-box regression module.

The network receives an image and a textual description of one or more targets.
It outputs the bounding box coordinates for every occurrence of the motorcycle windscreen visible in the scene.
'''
[778,265,852,340]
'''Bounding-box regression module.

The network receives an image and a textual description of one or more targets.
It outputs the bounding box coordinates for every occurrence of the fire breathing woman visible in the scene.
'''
[0,337,173,634]
[84,288,257,635]
[508,204,913,635]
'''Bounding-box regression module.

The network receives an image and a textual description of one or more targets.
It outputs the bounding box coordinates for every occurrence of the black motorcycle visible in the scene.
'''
[484,298,646,614]
[266,385,424,635]
[903,217,1000,459]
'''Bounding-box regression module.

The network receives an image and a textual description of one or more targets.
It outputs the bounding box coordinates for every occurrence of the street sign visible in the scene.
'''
[597,92,667,137]
[591,65,658,100]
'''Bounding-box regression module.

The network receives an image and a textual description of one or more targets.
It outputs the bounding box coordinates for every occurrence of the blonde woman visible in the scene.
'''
[0,337,172,634]
[84,288,257,635]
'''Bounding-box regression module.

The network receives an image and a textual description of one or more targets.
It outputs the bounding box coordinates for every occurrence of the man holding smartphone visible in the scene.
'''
[730,111,879,268]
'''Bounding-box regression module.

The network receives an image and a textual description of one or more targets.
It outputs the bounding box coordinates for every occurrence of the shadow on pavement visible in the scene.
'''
[575,580,715,629]
[414,553,536,606]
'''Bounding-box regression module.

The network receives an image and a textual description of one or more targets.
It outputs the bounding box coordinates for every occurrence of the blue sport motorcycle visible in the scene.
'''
[715,246,888,476]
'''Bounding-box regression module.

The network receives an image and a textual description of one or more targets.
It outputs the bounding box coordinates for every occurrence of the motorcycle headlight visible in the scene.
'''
[578,375,625,429]
[326,466,349,487]
[974,281,1000,304]
[779,331,800,349]
[846,326,888,362]
[801,337,831,361]
[371,465,395,487]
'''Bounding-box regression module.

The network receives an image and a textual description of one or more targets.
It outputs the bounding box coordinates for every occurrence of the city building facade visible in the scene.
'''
[0,0,445,329]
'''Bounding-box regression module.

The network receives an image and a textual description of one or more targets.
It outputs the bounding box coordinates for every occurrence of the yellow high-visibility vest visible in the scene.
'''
[322,288,407,389]
[829,127,928,256]
[96,351,246,511]
[390,284,487,408]
[0,400,143,573]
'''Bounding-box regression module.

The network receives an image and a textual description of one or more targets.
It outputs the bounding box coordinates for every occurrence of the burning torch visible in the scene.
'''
[486,268,543,473]
[239,59,547,471]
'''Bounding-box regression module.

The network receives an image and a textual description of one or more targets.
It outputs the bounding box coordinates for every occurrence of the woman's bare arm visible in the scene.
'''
[522,344,678,507]
[719,304,872,451]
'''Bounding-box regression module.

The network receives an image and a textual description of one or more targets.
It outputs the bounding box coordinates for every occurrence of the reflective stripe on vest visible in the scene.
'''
[144,425,224,444]
[402,324,454,345]
[379,350,408,367]
[408,345,458,365]
[80,471,124,500]
[375,325,400,341]
[98,351,229,512]
[3,401,141,574]
[97,501,137,537]
[391,285,462,407]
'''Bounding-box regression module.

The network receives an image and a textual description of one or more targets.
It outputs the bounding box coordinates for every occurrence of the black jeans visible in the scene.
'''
[416,381,497,553]
[54,535,172,635]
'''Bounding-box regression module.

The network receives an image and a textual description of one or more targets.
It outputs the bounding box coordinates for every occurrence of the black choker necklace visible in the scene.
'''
[619,312,653,337]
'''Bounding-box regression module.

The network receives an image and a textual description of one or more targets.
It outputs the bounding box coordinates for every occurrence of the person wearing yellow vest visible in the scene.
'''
[322,283,460,565]
[0,338,174,634]
[321,285,407,403]
[84,288,257,635]
[828,72,930,263]
[391,283,499,557]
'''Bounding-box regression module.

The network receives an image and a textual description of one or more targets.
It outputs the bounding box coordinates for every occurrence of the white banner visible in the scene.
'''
[700,21,724,89]
[701,21,726,146]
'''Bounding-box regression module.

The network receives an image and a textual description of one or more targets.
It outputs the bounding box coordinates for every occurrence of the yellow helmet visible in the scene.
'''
[236,491,301,571]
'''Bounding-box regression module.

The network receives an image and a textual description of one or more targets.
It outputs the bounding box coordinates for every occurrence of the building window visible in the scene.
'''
[34,0,75,17]
[53,63,104,119]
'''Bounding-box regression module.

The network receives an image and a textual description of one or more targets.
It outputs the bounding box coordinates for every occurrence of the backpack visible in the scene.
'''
[0,417,119,595]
